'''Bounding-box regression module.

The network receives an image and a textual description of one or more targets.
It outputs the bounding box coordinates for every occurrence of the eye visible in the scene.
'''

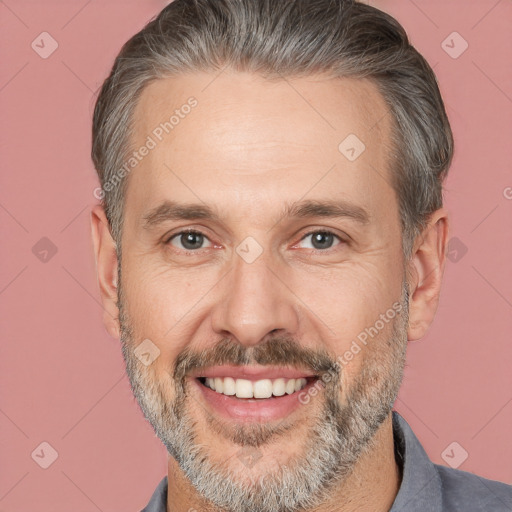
[297,230,343,251]
[167,230,212,251]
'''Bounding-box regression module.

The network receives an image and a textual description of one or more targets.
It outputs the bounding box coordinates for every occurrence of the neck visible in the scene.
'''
[166,413,401,512]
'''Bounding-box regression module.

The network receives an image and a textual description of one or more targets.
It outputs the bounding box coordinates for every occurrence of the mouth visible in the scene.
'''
[190,366,321,422]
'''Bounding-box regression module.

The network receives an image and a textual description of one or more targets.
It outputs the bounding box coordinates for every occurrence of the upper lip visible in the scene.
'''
[189,365,317,381]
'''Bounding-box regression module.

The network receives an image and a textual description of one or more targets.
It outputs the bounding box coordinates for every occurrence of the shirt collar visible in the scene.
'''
[390,411,442,512]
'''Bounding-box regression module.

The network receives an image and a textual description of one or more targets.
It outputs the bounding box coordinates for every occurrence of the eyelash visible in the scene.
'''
[165,229,345,254]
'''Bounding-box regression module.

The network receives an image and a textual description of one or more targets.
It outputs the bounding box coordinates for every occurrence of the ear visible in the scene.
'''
[90,204,120,340]
[406,207,449,341]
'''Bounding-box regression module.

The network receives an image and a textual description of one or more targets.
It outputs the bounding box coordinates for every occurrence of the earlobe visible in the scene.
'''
[90,204,121,340]
[406,208,449,342]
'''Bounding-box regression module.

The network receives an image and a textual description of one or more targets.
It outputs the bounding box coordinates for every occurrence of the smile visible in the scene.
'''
[190,366,320,422]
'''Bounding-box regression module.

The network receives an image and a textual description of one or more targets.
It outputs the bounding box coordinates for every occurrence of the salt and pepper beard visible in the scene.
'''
[118,278,409,512]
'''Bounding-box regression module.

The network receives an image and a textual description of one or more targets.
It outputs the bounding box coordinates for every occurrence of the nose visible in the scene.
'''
[210,248,300,347]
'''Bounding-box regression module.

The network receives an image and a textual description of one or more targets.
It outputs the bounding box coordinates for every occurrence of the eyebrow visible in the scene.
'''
[142,198,370,230]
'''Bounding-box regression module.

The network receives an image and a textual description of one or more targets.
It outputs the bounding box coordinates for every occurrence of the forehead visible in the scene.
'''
[125,70,395,228]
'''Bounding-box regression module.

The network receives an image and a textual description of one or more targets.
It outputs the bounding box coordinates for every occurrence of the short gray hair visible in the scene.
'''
[92,0,453,259]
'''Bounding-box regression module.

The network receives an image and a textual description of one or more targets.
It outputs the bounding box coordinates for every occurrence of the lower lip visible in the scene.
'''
[191,378,319,423]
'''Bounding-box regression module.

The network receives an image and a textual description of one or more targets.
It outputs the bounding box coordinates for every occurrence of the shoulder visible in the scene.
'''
[435,464,512,511]
[391,412,512,512]
[140,476,168,512]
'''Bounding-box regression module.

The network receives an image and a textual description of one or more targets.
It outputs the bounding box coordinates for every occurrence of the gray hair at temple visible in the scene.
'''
[91,0,453,261]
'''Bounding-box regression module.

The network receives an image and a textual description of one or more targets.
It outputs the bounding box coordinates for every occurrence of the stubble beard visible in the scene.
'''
[117,277,409,512]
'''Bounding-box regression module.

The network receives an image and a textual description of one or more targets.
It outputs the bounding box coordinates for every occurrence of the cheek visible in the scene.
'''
[121,261,219,364]
[293,263,401,373]
[298,265,396,332]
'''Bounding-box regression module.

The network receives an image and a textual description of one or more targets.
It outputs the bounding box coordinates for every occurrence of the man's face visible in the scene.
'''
[117,71,409,511]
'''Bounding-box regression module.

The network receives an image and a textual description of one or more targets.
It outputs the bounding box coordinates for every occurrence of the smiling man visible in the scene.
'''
[90,1,512,511]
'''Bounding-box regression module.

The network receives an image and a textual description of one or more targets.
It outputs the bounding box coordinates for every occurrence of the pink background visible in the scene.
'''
[1,0,511,510]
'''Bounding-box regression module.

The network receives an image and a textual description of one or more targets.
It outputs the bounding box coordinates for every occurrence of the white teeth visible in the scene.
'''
[285,379,296,394]
[223,377,236,395]
[235,379,253,398]
[272,378,286,396]
[203,376,309,398]
[253,379,273,399]
[214,377,224,393]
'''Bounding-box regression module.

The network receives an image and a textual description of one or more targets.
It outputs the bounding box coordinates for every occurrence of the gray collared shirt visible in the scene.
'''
[141,411,512,511]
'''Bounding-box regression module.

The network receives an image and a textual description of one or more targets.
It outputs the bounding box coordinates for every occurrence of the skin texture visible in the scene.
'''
[91,71,449,512]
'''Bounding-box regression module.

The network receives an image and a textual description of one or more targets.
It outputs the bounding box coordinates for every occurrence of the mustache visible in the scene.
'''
[172,336,340,383]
